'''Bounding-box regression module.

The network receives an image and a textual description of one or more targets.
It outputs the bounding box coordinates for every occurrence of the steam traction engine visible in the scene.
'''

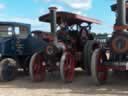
[91,0,128,85]
[29,7,100,82]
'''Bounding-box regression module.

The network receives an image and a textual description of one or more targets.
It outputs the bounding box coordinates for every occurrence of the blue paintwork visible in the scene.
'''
[0,22,47,58]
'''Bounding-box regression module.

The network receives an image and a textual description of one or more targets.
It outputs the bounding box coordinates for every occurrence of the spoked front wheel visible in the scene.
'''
[29,52,46,82]
[91,49,108,85]
[0,58,17,81]
[60,52,76,82]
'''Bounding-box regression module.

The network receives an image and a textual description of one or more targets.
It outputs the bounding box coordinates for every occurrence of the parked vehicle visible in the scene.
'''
[0,22,46,81]
[29,7,101,82]
[91,0,128,85]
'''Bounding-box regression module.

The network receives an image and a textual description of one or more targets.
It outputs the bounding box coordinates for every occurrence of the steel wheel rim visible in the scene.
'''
[60,52,75,82]
[30,53,45,81]
[96,50,107,81]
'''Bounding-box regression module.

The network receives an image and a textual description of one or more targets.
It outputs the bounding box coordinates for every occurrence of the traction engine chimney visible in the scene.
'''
[116,0,126,30]
[49,7,58,44]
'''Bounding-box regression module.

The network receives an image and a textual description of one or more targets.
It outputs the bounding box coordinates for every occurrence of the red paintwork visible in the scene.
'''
[32,31,54,41]
[32,53,46,81]
[63,52,75,82]
[96,51,108,81]
[39,11,101,25]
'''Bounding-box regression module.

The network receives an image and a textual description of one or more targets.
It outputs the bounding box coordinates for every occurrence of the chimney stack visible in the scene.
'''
[49,7,58,44]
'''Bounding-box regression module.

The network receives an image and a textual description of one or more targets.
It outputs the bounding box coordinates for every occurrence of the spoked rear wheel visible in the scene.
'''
[83,40,99,75]
[60,52,75,82]
[91,49,108,85]
[29,52,46,82]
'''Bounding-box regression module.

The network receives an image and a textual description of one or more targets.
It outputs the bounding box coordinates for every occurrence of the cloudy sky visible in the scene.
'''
[0,0,115,33]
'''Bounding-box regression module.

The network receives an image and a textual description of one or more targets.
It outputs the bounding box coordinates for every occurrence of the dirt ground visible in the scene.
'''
[0,69,128,96]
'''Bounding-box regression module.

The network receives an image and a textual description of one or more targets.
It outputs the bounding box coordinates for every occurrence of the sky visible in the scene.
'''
[0,0,116,33]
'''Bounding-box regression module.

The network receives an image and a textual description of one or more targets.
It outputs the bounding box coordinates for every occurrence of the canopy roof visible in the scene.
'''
[39,11,101,25]
[0,21,30,28]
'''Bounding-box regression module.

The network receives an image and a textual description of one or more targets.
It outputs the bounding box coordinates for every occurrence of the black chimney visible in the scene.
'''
[49,7,58,44]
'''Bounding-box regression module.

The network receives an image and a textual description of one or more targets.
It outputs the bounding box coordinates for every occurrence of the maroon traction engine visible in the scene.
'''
[91,0,128,85]
[29,7,101,82]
